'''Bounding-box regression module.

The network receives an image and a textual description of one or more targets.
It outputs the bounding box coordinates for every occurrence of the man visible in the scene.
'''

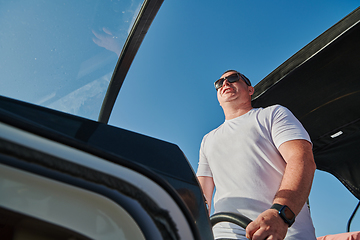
[197,70,317,239]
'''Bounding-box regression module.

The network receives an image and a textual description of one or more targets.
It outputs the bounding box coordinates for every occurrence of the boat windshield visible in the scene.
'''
[0,0,143,120]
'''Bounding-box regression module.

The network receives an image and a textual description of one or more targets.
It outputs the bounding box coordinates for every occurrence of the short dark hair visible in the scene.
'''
[222,70,251,86]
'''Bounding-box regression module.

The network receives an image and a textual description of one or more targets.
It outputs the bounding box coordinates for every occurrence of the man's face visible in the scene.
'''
[217,71,254,106]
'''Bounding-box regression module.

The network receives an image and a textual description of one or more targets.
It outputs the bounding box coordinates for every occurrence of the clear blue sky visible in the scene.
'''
[109,1,360,237]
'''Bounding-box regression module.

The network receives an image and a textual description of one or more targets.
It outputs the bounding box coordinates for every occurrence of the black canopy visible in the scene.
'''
[252,7,360,200]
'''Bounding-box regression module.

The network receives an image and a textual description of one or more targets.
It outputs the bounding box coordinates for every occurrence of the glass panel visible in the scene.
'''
[0,0,143,120]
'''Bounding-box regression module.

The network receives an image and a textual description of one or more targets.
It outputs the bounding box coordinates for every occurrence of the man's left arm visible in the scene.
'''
[246,139,316,240]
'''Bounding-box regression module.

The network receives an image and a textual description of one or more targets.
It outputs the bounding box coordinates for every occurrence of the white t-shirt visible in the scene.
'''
[197,105,316,240]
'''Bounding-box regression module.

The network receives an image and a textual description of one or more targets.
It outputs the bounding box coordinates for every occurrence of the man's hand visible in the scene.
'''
[245,209,288,240]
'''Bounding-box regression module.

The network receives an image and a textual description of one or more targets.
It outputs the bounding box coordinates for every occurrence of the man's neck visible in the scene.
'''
[223,103,253,120]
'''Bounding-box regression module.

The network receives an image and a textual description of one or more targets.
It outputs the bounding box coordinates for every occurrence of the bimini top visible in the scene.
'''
[252,7,360,200]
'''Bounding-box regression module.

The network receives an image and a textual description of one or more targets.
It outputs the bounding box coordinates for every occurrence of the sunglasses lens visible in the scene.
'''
[214,72,250,90]
[227,74,239,83]
[214,79,223,90]
[214,73,242,90]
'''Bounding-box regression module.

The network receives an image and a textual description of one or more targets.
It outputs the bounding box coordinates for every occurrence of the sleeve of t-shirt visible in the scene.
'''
[196,135,213,177]
[271,105,312,149]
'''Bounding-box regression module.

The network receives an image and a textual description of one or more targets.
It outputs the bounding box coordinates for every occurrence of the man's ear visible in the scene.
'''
[248,86,255,96]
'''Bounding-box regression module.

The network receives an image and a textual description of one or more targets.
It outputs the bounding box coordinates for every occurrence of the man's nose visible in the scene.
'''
[223,79,230,86]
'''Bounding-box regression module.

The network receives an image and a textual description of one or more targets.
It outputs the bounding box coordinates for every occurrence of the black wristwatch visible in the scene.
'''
[270,204,295,227]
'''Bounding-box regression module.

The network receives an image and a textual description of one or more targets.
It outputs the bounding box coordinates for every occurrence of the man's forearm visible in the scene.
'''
[198,176,215,215]
[246,139,316,239]
[276,139,316,215]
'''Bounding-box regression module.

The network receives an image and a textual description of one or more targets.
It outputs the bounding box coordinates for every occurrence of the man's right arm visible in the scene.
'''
[197,176,215,215]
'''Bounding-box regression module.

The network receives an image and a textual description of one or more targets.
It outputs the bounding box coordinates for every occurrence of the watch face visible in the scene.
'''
[283,206,295,220]
[271,204,295,226]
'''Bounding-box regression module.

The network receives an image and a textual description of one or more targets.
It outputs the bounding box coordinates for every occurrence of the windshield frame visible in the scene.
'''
[98,0,164,123]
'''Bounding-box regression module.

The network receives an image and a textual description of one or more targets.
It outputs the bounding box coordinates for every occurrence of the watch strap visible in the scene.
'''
[270,203,285,211]
[270,204,295,227]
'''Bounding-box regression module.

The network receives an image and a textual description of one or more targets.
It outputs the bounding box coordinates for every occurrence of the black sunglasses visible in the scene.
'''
[214,73,251,90]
